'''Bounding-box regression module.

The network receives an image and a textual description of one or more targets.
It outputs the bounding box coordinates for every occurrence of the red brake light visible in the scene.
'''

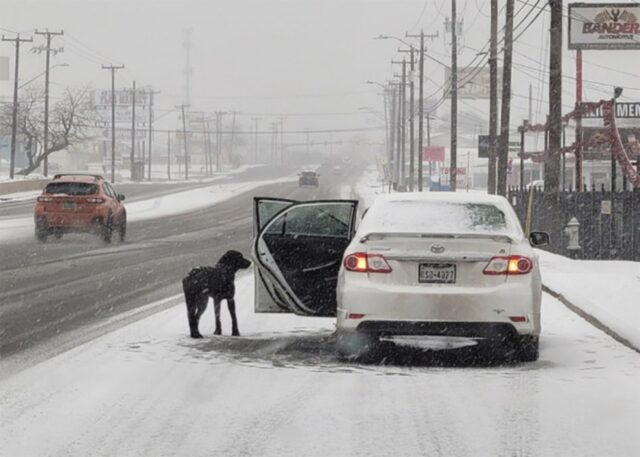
[343,252,392,273]
[483,255,533,275]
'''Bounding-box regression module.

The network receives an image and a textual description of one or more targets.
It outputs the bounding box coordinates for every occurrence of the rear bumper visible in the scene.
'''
[35,212,106,231]
[337,278,541,336]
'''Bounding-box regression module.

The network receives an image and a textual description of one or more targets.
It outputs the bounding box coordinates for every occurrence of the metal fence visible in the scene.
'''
[508,186,640,261]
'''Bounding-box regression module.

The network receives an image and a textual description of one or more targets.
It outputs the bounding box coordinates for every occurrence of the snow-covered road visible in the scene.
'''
[1,274,639,457]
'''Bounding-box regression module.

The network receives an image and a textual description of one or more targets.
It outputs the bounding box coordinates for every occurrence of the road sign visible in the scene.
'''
[478,134,489,158]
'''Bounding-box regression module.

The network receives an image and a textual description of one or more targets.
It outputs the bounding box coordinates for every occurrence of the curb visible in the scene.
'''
[542,284,640,354]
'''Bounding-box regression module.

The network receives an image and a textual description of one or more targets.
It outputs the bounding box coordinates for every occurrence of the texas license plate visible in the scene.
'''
[419,263,456,284]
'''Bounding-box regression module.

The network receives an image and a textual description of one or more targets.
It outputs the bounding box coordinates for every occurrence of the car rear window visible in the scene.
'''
[45,182,98,196]
[301,172,316,177]
[361,200,519,237]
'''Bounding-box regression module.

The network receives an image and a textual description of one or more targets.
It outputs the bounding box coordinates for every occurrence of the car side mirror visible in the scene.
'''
[529,231,549,247]
[117,194,125,202]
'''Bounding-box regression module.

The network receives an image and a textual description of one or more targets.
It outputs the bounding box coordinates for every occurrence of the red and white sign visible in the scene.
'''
[569,3,640,50]
[442,167,466,176]
[423,146,445,162]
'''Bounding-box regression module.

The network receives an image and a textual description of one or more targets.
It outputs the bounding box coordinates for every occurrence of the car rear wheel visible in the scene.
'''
[35,219,49,242]
[102,214,113,243]
[517,335,539,362]
[118,213,127,242]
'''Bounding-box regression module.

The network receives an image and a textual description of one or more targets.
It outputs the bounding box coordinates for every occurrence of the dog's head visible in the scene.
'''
[218,250,252,272]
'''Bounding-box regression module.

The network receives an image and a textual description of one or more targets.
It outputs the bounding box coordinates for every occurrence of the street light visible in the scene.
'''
[18,63,69,89]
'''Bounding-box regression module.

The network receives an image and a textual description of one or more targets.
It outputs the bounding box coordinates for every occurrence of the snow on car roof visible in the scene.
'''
[373,191,510,205]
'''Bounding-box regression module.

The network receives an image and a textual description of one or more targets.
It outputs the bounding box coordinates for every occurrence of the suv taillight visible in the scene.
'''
[37,196,53,203]
[343,252,392,273]
[87,197,104,204]
[483,255,533,275]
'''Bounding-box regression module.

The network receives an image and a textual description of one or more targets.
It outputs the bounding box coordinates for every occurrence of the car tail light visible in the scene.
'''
[37,196,53,203]
[347,313,365,319]
[343,252,392,273]
[86,197,104,204]
[483,255,533,275]
[509,316,527,323]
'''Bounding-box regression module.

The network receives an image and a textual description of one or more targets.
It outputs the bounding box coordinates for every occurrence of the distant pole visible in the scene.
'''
[167,130,171,180]
[2,33,33,179]
[450,0,458,191]
[418,33,425,191]
[147,89,160,181]
[131,80,136,179]
[427,113,432,180]
[229,111,237,165]
[102,64,125,183]
[497,0,514,196]
[409,47,415,191]
[401,59,407,188]
[395,80,402,190]
[252,117,260,162]
[488,0,498,194]
[389,86,397,188]
[280,117,285,163]
[178,104,190,180]
[34,29,64,177]
[575,49,583,191]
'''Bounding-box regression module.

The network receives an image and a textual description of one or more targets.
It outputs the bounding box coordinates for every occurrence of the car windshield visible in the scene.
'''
[361,200,517,237]
[44,182,98,196]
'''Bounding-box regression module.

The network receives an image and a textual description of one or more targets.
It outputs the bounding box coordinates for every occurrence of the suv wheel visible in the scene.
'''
[118,212,127,242]
[102,214,113,243]
[517,335,539,362]
[35,219,49,243]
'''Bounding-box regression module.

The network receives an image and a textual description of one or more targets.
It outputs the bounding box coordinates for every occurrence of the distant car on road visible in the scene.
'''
[251,192,548,362]
[332,165,342,175]
[34,174,127,243]
[298,170,319,188]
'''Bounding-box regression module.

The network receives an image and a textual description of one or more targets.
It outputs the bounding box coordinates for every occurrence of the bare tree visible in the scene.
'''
[0,85,96,176]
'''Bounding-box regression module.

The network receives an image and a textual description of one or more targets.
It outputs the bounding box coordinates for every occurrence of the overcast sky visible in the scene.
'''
[2,0,639,146]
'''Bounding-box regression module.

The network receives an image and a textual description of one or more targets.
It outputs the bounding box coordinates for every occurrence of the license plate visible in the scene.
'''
[63,201,75,210]
[419,263,456,284]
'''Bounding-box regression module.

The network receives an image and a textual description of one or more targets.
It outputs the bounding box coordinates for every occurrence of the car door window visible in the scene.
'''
[103,183,116,199]
[281,205,351,238]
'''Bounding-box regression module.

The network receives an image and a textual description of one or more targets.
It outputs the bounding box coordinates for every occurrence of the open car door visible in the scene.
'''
[253,198,298,313]
[253,199,358,316]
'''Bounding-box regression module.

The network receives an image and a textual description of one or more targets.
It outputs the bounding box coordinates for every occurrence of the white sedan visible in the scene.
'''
[251,192,548,362]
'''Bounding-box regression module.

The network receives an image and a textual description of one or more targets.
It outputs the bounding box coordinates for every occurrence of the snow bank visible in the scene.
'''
[538,250,640,351]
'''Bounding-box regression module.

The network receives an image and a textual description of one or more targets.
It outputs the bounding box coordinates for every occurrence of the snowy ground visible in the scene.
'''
[0,173,298,243]
[538,250,640,351]
[1,273,639,457]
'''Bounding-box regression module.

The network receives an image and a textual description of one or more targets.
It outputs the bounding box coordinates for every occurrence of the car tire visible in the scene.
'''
[336,330,378,362]
[517,335,539,362]
[118,212,127,242]
[35,219,49,243]
[102,214,113,243]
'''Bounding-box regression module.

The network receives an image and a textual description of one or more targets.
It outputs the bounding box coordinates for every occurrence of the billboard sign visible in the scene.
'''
[569,3,640,50]
[423,146,445,162]
[582,101,640,118]
[444,66,501,99]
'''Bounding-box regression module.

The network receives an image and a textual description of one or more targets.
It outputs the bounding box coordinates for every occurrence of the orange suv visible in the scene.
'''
[34,174,127,243]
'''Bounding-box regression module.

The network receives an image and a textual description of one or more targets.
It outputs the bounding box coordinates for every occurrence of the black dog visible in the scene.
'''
[182,250,251,338]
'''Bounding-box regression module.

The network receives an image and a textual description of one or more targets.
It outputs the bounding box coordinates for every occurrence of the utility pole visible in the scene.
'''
[183,28,193,106]
[398,48,416,191]
[252,117,260,162]
[146,88,160,181]
[497,0,514,196]
[215,111,226,171]
[177,104,190,180]
[488,0,498,194]
[389,86,397,188]
[575,49,583,191]
[102,64,125,183]
[228,111,237,166]
[2,33,33,179]
[450,0,459,191]
[34,29,63,177]
[396,80,403,190]
[279,117,285,163]
[417,33,425,191]
[167,130,171,180]
[546,0,562,193]
[401,59,407,188]
[131,80,136,180]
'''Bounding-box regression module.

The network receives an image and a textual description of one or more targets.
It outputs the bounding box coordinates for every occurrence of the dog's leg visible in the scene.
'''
[184,288,205,339]
[213,298,222,335]
[228,298,240,336]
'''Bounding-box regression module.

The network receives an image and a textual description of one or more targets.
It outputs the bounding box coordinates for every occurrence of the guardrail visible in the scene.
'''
[0,179,50,196]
